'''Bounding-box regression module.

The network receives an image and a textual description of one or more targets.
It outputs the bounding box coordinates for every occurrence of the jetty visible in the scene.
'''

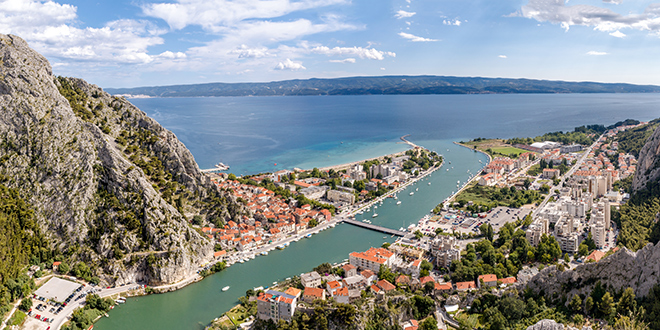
[341,219,407,236]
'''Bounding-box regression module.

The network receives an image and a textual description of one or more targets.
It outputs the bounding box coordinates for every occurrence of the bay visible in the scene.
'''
[96,93,660,330]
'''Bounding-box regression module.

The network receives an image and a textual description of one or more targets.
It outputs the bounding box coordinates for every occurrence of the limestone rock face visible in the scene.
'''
[525,319,591,330]
[527,242,660,299]
[0,34,242,285]
[632,124,660,192]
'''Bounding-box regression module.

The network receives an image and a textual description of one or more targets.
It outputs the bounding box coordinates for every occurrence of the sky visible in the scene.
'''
[2,0,660,88]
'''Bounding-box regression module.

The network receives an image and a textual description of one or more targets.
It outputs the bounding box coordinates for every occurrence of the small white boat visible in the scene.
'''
[374,205,378,209]
[410,192,414,195]
[222,286,230,292]
[428,182,431,185]
[372,213,378,218]
[396,201,401,205]
[416,188,418,191]
[447,169,449,171]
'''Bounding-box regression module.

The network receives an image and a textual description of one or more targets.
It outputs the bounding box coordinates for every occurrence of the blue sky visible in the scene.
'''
[2,0,660,88]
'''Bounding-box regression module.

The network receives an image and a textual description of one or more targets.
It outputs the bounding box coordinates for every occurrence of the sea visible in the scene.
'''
[96,93,660,330]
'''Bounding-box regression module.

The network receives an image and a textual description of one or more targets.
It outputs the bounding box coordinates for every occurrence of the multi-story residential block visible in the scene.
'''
[257,290,297,322]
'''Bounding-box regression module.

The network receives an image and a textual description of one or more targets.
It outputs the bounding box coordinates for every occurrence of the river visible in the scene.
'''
[96,93,660,329]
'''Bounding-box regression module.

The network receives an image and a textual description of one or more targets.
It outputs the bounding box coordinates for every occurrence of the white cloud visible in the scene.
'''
[609,30,626,38]
[519,0,660,36]
[380,67,386,70]
[329,58,356,63]
[395,10,416,19]
[587,51,608,55]
[274,58,306,70]
[0,0,180,65]
[398,32,438,42]
[228,45,273,58]
[143,0,348,31]
[498,55,507,58]
[602,0,622,4]
[443,19,461,26]
[310,46,395,60]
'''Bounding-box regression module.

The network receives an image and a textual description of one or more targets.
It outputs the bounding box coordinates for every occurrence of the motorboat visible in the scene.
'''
[409,192,414,195]
[396,201,401,205]
[372,213,378,218]
[222,286,230,292]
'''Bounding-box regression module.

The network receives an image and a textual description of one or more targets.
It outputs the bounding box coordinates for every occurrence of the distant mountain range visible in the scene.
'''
[105,75,660,97]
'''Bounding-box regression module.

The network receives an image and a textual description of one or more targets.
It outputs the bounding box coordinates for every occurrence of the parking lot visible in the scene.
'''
[420,206,534,235]
[22,278,142,330]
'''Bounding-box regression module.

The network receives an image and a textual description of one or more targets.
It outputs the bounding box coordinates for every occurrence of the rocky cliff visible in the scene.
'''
[526,243,660,299]
[0,34,244,285]
[632,123,660,192]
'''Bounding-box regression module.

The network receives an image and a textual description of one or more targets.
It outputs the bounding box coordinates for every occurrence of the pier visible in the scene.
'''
[200,168,226,173]
[341,219,408,236]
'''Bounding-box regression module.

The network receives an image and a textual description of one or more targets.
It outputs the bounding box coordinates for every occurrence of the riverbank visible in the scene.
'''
[437,142,490,205]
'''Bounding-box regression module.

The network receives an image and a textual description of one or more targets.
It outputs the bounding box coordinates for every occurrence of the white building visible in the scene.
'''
[257,290,297,322]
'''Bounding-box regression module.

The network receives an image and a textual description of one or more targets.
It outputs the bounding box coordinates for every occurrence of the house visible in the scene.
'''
[256,290,297,322]
[408,259,422,278]
[343,275,366,290]
[349,247,395,272]
[361,270,377,286]
[478,274,498,287]
[333,287,350,304]
[300,271,322,288]
[402,320,419,330]
[435,282,453,293]
[302,287,325,303]
[542,168,561,179]
[455,281,477,291]
[326,280,342,296]
[586,250,606,262]
[376,279,396,292]
[396,275,411,287]
[284,287,302,299]
[342,264,358,277]
[52,261,62,272]
[419,276,435,286]
[213,250,227,260]
[499,277,517,286]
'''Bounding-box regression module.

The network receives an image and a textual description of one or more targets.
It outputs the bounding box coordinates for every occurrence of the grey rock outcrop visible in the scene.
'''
[526,319,591,330]
[0,34,242,285]
[632,123,660,192]
[527,242,660,299]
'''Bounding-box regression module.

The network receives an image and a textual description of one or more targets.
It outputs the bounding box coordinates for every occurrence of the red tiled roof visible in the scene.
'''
[377,279,396,292]
[327,280,341,290]
[435,282,452,291]
[455,281,477,290]
[478,274,497,283]
[500,277,516,285]
[304,287,325,298]
[420,276,435,285]
[213,250,226,257]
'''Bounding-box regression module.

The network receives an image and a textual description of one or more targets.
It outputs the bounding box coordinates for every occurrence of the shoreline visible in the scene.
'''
[440,142,490,205]
[310,135,417,172]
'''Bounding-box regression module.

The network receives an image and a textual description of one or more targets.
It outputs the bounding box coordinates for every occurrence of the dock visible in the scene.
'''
[200,168,226,173]
[341,219,408,236]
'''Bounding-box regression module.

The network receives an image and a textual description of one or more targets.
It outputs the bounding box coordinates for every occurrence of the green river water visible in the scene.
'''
[95,140,488,330]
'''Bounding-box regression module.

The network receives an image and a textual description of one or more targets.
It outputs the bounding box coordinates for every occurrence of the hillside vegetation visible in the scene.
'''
[105,76,660,97]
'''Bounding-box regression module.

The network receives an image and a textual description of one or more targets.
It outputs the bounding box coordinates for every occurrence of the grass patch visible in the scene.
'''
[527,164,541,176]
[489,146,529,157]
[461,139,534,159]
[454,183,543,209]
[86,308,104,321]
[8,310,26,326]
[225,305,250,325]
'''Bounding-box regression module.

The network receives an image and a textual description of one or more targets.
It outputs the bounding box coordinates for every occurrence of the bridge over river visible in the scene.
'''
[341,218,408,236]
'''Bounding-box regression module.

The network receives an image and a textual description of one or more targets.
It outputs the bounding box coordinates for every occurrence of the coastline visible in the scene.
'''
[310,135,417,172]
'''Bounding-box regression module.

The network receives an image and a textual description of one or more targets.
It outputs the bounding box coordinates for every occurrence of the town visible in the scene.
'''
[206,121,647,330]
[202,145,443,267]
